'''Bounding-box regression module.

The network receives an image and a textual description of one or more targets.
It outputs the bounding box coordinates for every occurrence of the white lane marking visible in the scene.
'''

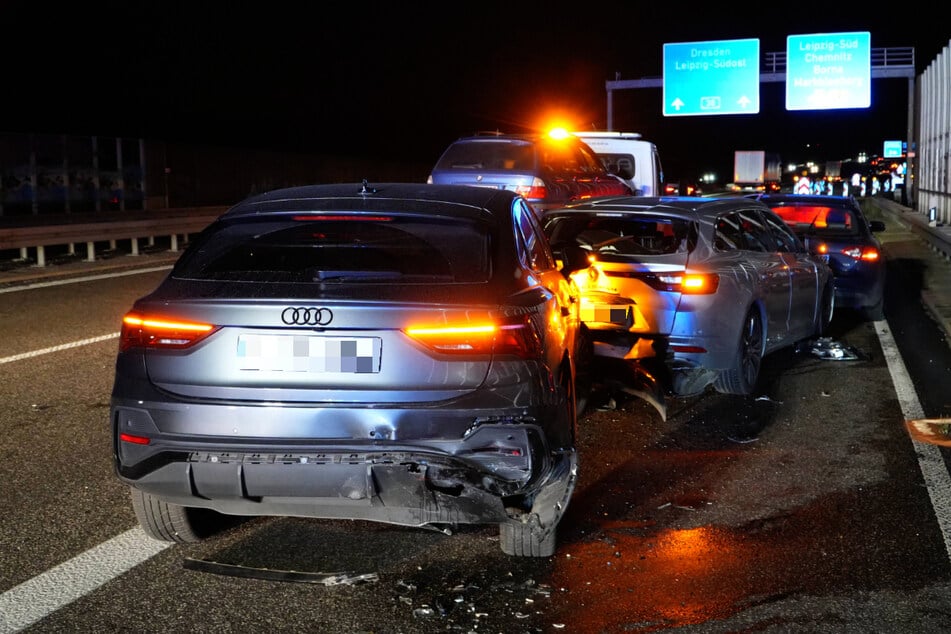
[876,319,951,560]
[0,265,172,294]
[0,319,943,633]
[0,334,119,365]
[0,528,172,633]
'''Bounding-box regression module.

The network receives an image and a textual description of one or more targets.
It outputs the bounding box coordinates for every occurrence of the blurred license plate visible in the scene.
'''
[580,299,647,330]
[237,334,382,373]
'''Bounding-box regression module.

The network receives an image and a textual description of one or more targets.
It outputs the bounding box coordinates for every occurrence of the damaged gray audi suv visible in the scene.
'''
[110,182,585,557]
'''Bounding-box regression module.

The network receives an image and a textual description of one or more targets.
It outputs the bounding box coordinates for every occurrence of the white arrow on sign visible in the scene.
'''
[737,95,752,108]
[670,98,684,111]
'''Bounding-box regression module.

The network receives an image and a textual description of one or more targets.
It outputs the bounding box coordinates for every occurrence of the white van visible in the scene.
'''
[570,131,663,197]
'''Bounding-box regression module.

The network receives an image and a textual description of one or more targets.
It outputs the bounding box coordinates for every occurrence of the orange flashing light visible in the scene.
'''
[406,316,541,358]
[680,273,719,294]
[824,245,879,261]
[120,313,218,351]
[123,314,214,333]
[860,248,880,262]
[405,323,497,354]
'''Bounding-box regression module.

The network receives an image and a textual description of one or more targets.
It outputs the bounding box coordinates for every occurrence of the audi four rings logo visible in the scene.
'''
[281,307,333,326]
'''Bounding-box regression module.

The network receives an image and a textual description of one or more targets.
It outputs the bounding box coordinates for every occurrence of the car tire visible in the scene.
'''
[130,488,224,543]
[573,326,595,417]
[499,520,557,557]
[563,363,579,442]
[816,282,836,335]
[714,308,763,396]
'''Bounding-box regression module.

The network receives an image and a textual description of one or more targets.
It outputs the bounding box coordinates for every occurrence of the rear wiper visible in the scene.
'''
[591,235,649,253]
[313,270,402,282]
[594,235,635,248]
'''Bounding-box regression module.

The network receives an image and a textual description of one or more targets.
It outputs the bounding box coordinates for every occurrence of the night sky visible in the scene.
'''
[4,2,948,182]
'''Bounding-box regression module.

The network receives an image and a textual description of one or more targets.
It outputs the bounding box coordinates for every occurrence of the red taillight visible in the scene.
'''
[291,215,393,222]
[514,177,547,200]
[671,344,707,353]
[119,313,218,351]
[494,317,542,358]
[405,315,540,358]
[843,246,879,261]
[119,432,151,445]
[818,244,880,262]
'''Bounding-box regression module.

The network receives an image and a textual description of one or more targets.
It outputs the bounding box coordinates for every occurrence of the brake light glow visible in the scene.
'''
[844,246,880,261]
[119,432,151,445]
[291,215,393,222]
[672,344,707,353]
[514,177,547,200]
[120,313,218,351]
[816,243,880,262]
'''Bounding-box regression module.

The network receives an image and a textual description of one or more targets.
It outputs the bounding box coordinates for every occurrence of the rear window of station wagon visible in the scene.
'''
[545,214,697,256]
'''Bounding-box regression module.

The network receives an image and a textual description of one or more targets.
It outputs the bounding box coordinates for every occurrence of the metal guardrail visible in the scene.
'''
[761,46,915,74]
[0,207,227,267]
[865,196,951,261]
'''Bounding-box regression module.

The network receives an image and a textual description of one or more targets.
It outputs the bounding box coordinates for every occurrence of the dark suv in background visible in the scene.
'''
[427,131,632,213]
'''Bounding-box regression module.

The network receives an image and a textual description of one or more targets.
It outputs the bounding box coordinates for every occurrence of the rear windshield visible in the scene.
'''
[769,204,857,234]
[545,214,697,256]
[593,152,635,180]
[172,215,491,284]
[435,140,535,171]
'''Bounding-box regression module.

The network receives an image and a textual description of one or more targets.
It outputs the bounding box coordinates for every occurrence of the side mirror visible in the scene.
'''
[869,220,886,233]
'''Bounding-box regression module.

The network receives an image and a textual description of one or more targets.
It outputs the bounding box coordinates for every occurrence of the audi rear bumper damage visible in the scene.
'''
[113,398,577,531]
[119,447,576,531]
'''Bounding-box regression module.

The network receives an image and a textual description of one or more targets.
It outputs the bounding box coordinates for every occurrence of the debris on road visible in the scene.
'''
[810,337,862,360]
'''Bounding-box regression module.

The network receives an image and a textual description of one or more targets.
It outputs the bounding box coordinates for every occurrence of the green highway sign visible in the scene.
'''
[786,32,871,110]
[663,38,760,117]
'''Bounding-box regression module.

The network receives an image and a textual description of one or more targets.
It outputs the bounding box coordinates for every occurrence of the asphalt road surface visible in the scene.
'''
[2,246,951,633]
